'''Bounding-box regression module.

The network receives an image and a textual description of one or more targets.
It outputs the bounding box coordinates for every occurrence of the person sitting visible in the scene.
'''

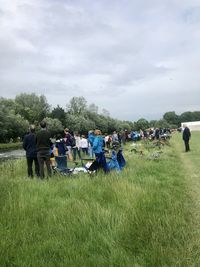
[55,134,67,156]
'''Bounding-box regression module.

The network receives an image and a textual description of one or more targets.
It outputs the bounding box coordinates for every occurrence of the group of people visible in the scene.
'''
[23,121,52,179]
[23,121,126,178]
[139,128,172,141]
[23,120,191,178]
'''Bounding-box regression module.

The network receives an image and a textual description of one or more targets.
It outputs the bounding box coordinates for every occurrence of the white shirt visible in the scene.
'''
[80,138,88,148]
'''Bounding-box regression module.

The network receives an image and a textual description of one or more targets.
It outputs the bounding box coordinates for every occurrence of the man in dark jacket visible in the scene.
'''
[35,121,52,178]
[23,125,39,177]
[182,124,191,152]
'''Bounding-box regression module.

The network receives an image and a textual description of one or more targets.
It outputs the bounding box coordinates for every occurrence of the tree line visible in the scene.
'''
[0,93,200,143]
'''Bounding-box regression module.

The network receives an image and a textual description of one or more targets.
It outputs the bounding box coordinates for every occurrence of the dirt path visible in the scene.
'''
[176,136,200,261]
[181,151,200,215]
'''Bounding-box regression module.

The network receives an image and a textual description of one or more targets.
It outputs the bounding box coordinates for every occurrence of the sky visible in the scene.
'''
[0,0,200,121]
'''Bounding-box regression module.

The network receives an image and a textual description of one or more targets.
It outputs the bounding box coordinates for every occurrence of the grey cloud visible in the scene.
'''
[0,0,200,120]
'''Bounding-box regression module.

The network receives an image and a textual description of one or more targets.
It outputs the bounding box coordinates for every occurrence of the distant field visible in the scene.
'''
[0,142,22,151]
[0,132,200,266]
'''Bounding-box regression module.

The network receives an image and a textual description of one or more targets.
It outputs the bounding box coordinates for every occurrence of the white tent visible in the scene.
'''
[181,121,200,131]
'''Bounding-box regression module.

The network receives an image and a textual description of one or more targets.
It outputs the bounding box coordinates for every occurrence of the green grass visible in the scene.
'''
[0,142,22,151]
[0,133,200,266]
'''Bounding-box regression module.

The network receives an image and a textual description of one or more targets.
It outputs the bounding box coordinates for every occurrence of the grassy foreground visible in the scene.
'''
[0,133,200,266]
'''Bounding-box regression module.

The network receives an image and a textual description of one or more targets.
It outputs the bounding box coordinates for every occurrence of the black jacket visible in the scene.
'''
[23,133,37,157]
[183,127,191,141]
[35,129,51,151]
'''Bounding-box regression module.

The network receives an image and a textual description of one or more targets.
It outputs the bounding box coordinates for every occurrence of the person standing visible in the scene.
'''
[112,131,118,142]
[80,135,88,155]
[182,124,191,152]
[93,129,108,173]
[73,132,81,161]
[64,128,73,160]
[23,125,39,178]
[88,130,95,158]
[35,121,52,178]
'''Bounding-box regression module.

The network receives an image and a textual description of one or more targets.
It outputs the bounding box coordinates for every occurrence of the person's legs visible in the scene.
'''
[77,148,81,159]
[37,153,45,178]
[96,152,108,173]
[33,157,40,177]
[82,148,88,155]
[100,153,109,173]
[72,147,76,161]
[44,153,52,177]
[66,146,73,161]
[185,140,190,152]
[188,141,190,151]
[27,157,33,177]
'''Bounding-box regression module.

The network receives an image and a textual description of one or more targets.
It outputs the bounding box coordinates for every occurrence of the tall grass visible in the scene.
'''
[0,133,200,266]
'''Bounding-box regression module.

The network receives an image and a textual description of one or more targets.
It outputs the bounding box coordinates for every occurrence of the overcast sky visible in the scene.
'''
[0,0,200,121]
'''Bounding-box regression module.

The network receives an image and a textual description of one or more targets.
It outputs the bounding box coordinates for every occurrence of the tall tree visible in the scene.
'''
[155,119,170,129]
[179,112,193,123]
[44,117,64,137]
[102,108,110,117]
[135,118,149,131]
[50,105,66,125]
[163,111,179,126]
[67,97,87,115]
[192,111,200,121]
[88,103,98,114]
[15,93,50,123]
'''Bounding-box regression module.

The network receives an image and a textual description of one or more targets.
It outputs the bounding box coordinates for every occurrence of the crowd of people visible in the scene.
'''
[23,121,127,179]
[23,121,191,178]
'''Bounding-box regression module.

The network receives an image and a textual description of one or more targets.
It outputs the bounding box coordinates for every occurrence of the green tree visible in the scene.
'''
[44,117,63,137]
[88,103,98,114]
[135,118,149,131]
[15,93,50,123]
[179,112,193,124]
[64,113,96,134]
[163,111,179,126]
[149,120,157,128]
[67,97,87,115]
[192,111,200,121]
[0,98,29,142]
[50,105,66,125]
[101,108,110,117]
[155,119,170,128]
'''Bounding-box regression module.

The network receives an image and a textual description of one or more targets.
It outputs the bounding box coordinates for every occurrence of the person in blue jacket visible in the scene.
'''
[93,129,108,173]
[88,130,95,158]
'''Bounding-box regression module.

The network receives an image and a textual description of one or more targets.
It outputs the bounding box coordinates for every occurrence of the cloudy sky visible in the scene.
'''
[0,0,200,121]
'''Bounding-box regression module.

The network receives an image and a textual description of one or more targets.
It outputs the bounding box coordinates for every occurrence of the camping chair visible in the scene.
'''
[80,158,99,174]
[81,149,117,174]
[80,151,109,174]
[55,155,76,175]
[107,149,126,172]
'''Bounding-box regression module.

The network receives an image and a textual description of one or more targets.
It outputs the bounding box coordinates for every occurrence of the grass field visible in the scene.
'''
[0,133,200,266]
[0,142,22,151]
